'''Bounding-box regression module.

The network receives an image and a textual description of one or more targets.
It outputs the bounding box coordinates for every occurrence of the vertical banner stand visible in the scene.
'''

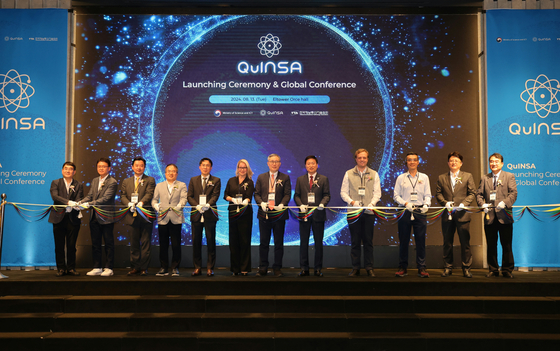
[0,194,9,279]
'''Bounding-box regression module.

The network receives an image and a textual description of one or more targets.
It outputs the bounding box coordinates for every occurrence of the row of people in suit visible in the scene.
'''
[48,149,517,278]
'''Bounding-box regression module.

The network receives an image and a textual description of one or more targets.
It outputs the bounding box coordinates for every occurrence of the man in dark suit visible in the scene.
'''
[48,161,84,277]
[435,151,476,278]
[120,156,156,276]
[294,155,330,277]
[187,158,221,277]
[80,157,118,277]
[254,153,292,277]
[476,152,518,278]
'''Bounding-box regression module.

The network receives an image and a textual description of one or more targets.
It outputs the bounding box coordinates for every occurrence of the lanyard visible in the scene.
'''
[407,173,419,191]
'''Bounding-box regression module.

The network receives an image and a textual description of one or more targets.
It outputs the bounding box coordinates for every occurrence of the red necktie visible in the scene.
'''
[309,175,313,191]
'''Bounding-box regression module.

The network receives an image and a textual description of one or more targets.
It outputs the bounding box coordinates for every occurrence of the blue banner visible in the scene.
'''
[0,9,68,266]
[486,9,560,267]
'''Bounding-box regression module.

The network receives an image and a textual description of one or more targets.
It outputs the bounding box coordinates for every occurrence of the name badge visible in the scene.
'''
[268,193,275,202]
[199,195,207,205]
[410,192,418,202]
[131,192,139,203]
[358,187,366,196]
[236,194,243,203]
[490,191,496,202]
[307,193,315,204]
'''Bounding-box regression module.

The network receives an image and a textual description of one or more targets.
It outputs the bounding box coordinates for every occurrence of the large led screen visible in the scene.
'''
[74,14,480,247]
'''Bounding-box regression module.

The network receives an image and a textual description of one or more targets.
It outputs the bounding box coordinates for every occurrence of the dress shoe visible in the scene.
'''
[191,268,202,276]
[56,269,66,277]
[101,268,114,276]
[171,268,180,277]
[156,268,169,276]
[441,268,452,277]
[256,269,267,277]
[366,269,376,277]
[348,269,360,277]
[463,268,473,278]
[127,269,140,276]
[395,267,407,277]
[298,270,310,277]
[273,269,284,277]
[418,268,429,278]
[485,271,499,278]
[67,269,80,276]
[314,270,323,277]
[502,271,514,279]
[241,272,248,276]
[140,270,148,276]
[232,272,239,276]
[207,269,214,277]
[86,268,103,276]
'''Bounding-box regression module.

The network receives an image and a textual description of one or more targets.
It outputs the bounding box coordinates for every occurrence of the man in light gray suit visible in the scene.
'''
[476,153,518,278]
[152,164,188,277]
[80,157,118,277]
[435,151,476,278]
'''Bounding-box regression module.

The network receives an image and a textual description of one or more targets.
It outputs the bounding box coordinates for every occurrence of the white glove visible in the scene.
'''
[196,204,204,213]
[242,199,249,205]
[318,204,325,210]
[445,201,453,210]
[457,203,465,211]
[66,206,72,213]
[128,202,135,208]
[421,204,429,214]
[300,204,308,213]
[482,203,489,213]
[274,204,284,211]
[202,204,210,211]
[496,201,505,211]
[174,205,182,211]
[367,202,376,210]
[231,198,239,205]
[154,203,160,212]
[137,202,143,208]
[68,200,77,207]
[81,202,89,209]
[405,202,414,212]
[261,202,268,212]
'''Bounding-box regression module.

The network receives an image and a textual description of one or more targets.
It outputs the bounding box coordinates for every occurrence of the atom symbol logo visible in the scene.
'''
[520,74,560,118]
[257,33,282,58]
[0,69,36,113]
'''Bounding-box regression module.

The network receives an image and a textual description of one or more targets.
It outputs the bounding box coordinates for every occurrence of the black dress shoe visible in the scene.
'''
[502,271,514,278]
[366,269,376,277]
[314,270,323,277]
[485,271,499,278]
[140,270,148,276]
[241,272,248,276]
[298,270,309,277]
[56,269,66,277]
[256,269,267,277]
[463,268,472,278]
[207,270,214,277]
[273,269,284,277]
[191,268,202,276]
[441,268,452,277]
[127,269,140,276]
[348,269,360,277]
[232,272,239,276]
[67,269,80,276]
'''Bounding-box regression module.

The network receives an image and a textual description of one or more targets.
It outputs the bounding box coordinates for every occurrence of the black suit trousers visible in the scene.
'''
[349,213,375,270]
[53,214,80,271]
[192,221,216,270]
[299,216,325,270]
[158,223,182,269]
[484,220,514,273]
[90,216,115,269]
[442,218,472,269]
[258,219,285,270]
[228,212,252,273]
[129,217,153,271]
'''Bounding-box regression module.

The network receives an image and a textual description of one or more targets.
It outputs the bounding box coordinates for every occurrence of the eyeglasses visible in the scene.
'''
[166,170,177,174]
[238,166,247,169]
[268,161,280,164]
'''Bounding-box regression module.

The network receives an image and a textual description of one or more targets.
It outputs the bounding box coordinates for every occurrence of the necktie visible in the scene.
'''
[309,175,314,191]
[268,174,275,210]
[203,177,208,192]
[493,175,497,190]
[133,177,139,217]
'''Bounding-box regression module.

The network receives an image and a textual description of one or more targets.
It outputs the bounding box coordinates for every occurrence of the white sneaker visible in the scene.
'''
[100,268,114,276]
[86,268,103,276]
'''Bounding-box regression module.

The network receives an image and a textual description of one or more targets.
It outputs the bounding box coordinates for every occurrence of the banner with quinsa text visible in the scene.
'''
[486,9,560,267]
[0,9,68,266]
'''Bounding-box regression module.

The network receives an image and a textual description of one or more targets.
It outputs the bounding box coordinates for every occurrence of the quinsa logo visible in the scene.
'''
[257,33,282,58]
[520,74,560,118]
[0,69,35,113]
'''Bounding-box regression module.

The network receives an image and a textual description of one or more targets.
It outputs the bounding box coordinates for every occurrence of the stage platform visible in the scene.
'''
[1,268,560,350]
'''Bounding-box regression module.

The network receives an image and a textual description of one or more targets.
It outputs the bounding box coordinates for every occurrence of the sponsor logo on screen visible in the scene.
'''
[237,33,302,75]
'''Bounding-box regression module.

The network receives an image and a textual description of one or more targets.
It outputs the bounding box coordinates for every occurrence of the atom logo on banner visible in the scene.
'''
[0,69,35,113]
[520,74,560,118]
[257,33,282,58]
